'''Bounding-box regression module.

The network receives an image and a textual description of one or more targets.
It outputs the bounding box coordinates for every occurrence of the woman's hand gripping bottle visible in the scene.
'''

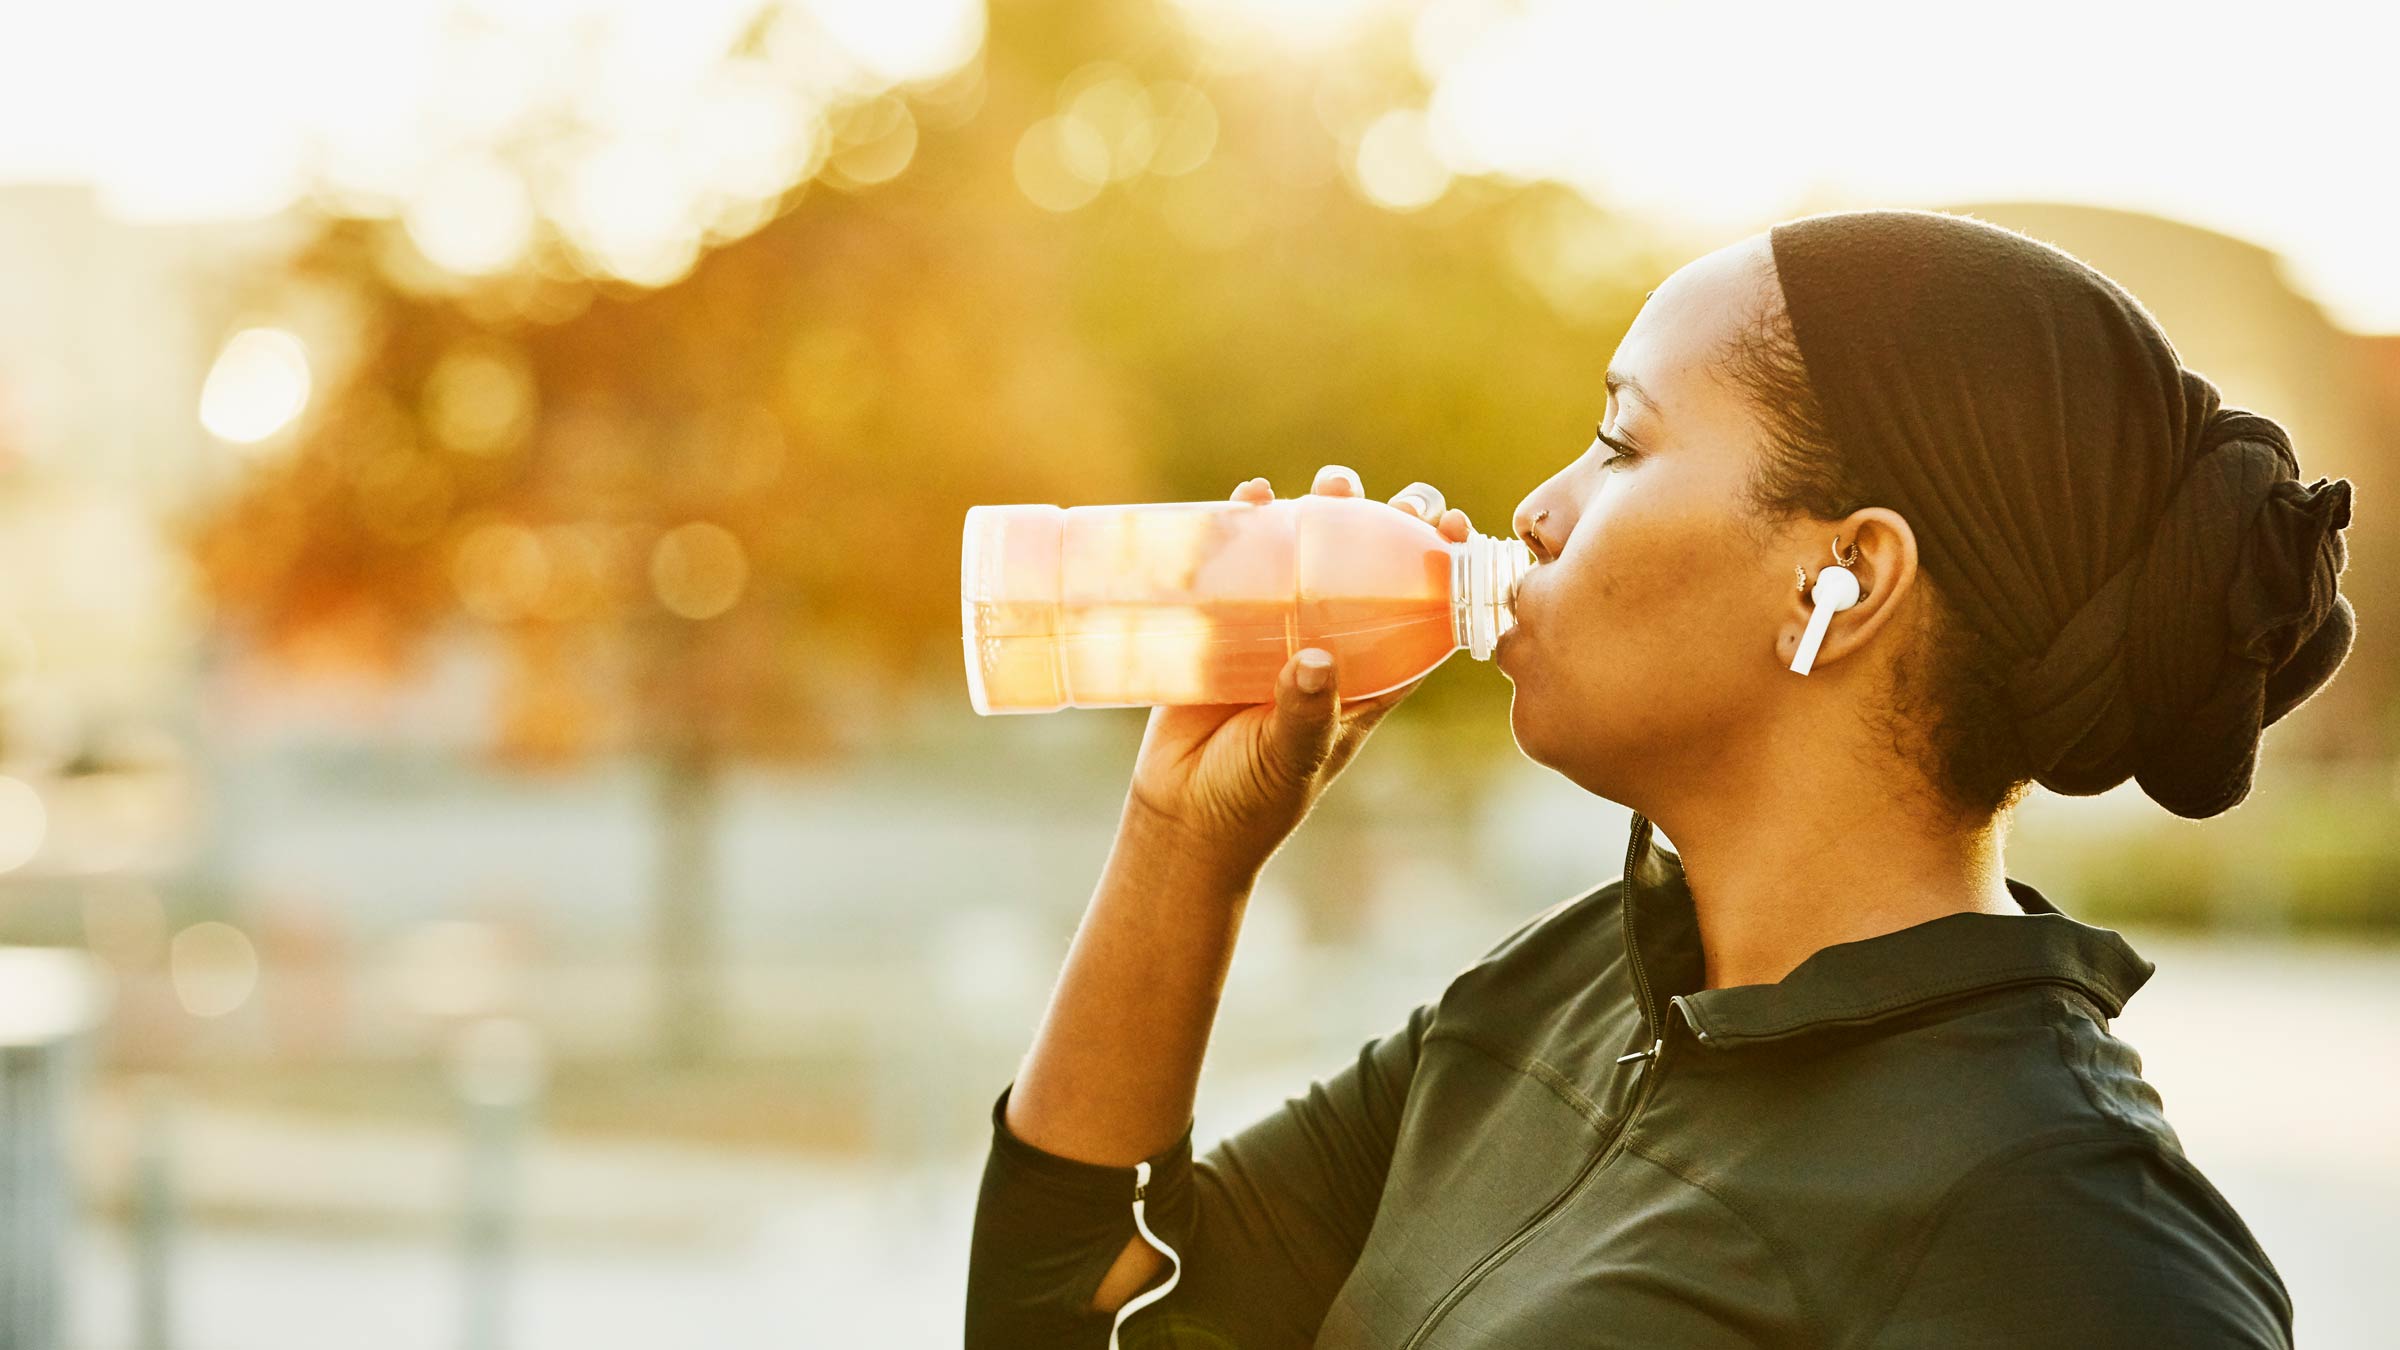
[964,466,1530,877]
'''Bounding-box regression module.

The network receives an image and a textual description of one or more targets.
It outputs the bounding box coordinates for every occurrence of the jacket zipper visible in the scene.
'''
[1619,813,1662,1039]
[1395,816,1672,1350]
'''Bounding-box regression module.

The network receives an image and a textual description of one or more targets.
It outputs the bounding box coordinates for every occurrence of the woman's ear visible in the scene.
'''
[1779,508,1918,673]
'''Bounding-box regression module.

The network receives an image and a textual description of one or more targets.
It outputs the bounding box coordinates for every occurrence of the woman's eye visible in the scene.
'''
[1591,424,1640,471]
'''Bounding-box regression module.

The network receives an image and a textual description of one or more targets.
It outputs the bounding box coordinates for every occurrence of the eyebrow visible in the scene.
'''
[1605,368,1661,417]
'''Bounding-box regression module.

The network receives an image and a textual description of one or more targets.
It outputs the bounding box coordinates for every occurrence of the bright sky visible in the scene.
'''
[3,0,2395,330]
[1409,0,2400,333]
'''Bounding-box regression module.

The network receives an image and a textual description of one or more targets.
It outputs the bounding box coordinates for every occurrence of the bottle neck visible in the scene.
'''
[1451,531,1535,659]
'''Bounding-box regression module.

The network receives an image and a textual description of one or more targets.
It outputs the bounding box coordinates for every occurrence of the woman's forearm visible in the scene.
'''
[1003,793,1265,1166]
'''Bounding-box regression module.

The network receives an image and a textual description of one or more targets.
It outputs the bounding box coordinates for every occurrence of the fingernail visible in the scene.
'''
[1296,650,1332,693]
[1328,466,1362,493]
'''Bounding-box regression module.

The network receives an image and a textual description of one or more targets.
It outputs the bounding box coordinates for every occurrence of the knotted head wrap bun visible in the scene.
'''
[1767,208,2356,819]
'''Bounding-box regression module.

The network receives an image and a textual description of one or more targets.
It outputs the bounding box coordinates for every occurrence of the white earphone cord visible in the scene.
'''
[1107,1160,1184,1349]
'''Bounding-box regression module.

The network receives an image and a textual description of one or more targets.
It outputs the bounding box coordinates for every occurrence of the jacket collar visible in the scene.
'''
[1621,812,2155,1049]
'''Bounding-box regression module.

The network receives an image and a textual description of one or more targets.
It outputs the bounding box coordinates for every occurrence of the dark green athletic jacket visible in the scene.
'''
[967,812,2293,1347]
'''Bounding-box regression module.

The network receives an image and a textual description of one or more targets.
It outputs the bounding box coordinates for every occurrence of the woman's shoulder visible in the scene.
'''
[1869,1124,2293,1344]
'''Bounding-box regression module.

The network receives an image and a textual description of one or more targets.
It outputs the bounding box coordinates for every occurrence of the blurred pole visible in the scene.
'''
[653,742,722,1067]
[450,1018,547,1350]
[0,949,102,1350]
[132,1077,175,1350]
[459,1094,517,1350]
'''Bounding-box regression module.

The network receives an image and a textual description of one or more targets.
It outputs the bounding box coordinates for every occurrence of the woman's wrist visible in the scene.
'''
[1115,790,1271,897]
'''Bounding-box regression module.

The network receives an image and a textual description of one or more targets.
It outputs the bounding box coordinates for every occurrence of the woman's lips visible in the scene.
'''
[1505,578,1536,632]
[1497,575,1539,662]
[1496,610,1528,660]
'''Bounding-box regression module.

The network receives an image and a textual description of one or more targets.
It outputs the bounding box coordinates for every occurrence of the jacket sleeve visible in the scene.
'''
[965,998,1438,1350]
[1866,1132,2294,1349]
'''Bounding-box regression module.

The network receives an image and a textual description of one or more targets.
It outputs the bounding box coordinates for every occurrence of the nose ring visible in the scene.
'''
[1521,509,1550,548]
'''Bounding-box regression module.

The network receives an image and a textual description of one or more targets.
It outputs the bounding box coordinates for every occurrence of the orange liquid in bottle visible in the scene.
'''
[961,496,1529,713]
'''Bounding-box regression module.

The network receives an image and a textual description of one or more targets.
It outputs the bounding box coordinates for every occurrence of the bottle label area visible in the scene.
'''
[963,498,1463,713]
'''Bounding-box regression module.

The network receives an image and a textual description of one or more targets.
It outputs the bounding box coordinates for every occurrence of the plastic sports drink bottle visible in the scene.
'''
[960,494,1535,714]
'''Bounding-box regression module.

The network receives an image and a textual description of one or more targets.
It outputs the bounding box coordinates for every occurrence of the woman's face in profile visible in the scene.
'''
[1499,232,1801,802]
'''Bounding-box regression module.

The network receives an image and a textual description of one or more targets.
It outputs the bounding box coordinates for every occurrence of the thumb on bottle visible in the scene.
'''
[1265,648,1340,787]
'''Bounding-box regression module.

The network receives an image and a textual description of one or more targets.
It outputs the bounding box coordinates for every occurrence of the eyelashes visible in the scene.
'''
[1593,424,1642,458]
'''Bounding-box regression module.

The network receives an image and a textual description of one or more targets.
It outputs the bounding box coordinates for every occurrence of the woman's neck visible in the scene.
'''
[1658,800,2022,991]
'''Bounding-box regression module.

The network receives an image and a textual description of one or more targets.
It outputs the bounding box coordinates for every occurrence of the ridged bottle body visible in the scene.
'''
[961,495,1532,714]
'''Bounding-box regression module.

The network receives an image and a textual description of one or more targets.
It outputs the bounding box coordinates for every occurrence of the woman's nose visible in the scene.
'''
[1512,499,1556,562]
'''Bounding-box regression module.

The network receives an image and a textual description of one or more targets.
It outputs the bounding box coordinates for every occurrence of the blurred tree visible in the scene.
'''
[193,191,1148,1060]
[188,0,1654,1055]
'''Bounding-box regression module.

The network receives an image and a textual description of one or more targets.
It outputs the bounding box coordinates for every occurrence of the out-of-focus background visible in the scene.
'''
[0,0,2393,1345]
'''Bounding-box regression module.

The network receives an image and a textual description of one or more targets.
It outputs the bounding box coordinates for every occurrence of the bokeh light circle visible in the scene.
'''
[199,329,312,445]
[650,521,749,619]
[170,921,260,1018]
[1354,109,1453,212]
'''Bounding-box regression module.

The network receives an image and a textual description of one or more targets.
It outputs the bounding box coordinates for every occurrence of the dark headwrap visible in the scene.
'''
[1768,208,2357,819]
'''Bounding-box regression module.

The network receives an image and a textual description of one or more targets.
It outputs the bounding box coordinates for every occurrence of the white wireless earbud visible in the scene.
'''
[1788,563,1861,676]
